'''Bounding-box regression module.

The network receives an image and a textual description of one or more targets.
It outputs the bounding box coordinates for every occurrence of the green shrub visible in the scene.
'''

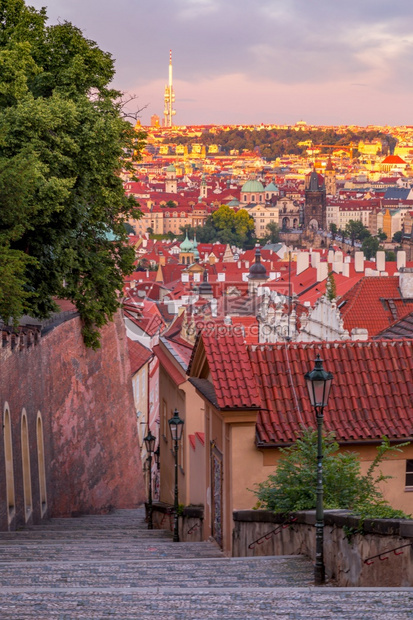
[253,429,410,520]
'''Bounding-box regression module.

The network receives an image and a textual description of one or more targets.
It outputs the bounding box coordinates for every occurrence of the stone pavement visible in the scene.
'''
[0,508,412,619]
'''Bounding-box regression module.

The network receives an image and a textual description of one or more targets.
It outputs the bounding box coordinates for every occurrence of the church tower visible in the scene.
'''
[200,174,208,200]
[165,164,177,193]
[324,157,337,196]
[303,168,326,231]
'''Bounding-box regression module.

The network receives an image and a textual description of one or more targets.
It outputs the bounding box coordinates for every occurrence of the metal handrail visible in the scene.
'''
[187,522,201,535]
[248,517,297,550]
[363,542,413,565]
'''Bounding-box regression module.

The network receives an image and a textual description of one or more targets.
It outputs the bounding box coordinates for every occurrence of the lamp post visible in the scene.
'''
[143,429,156,530]
[154,445,160,469]
[304,354,333,585]
[168,408,184,542]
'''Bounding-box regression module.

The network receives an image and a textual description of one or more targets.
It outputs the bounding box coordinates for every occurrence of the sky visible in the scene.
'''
[28,0,413,127]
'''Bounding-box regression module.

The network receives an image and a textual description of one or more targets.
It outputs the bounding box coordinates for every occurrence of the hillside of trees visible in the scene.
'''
[168,128,396,161]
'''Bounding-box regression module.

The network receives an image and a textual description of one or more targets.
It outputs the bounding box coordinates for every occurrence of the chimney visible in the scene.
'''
[316,262,328,282]
[376,250,385,272]
[399,268,413,298]
[311,252,320,268]
[354,251,364,272]
[296,252,309,275]
[342,263,350,278]
[397,250,406,271]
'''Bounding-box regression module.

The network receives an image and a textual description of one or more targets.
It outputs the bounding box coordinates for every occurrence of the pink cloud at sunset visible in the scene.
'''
[28,0,413,126]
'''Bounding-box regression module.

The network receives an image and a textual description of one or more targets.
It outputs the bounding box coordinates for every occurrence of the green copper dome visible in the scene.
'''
[241,179,264,193]
[166,164,176,172]
[265,181,278,192]
[180,233,193,252]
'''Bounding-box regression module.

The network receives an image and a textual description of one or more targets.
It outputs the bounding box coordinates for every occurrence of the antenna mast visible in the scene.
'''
[164,50,176,127]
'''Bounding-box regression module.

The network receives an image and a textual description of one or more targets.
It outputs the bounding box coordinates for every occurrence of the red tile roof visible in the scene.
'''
[123,299,165,336]
[194,328,261,409]
[189,333,413,445]
[248,340,413,445]
[374,312,413,340]
[339,277,413,336]
[382,155,407,164]
[153,344,186,386]
[127,339,153,374]
[229,316,260,344]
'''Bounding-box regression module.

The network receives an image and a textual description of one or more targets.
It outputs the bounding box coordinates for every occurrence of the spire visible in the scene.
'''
[248,245,268,280]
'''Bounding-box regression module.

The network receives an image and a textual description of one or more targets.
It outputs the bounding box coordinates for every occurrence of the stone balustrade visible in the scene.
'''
[232,509,413,587]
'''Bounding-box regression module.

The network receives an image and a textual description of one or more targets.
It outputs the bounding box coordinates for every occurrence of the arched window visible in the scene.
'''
[3,404,15,523]
[21,410,32,521]
[36,412,47,516]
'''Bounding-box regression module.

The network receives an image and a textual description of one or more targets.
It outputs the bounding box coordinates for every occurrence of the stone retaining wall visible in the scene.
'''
[233,509,413,587]
[148,502,204,542]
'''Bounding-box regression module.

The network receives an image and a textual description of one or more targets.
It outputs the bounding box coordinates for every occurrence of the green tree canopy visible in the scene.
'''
[361,236,380,260]
[329,223,338,240]
[0,0,145,347]
[326,271,336,301]
[344,220,371,247]
[178,205,256,248]
[263,221,280,244]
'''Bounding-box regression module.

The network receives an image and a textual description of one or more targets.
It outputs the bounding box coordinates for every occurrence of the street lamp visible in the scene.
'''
[168,408,184,542]
[304,354,333,586]
[154,445,160,469]
[143,429,156,530]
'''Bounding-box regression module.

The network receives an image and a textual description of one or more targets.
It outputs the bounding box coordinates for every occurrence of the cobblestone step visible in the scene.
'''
[0,588,411,619]
[0,556,312,588]
[0,542,226,562]
[0,507,411,618]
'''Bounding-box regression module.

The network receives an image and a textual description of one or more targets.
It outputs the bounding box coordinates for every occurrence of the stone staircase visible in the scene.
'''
[0,508,411,618]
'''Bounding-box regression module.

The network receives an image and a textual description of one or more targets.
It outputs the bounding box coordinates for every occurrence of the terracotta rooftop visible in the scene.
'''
[153,344,186,386]
[248,340,413,445]
[188,332,413,445]
[127,339,153,374]
[190,328,261,409]
[373,312,413,340]
[339,276,413,337]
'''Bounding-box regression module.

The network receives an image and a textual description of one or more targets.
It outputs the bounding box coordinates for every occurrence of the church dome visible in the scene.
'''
[264,181,278,192]
[180,234,193,252]
[166,164,176,172]
[241,179,264,193]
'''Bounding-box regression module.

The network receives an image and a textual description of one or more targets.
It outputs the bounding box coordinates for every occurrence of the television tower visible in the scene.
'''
[163,50,176,127]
